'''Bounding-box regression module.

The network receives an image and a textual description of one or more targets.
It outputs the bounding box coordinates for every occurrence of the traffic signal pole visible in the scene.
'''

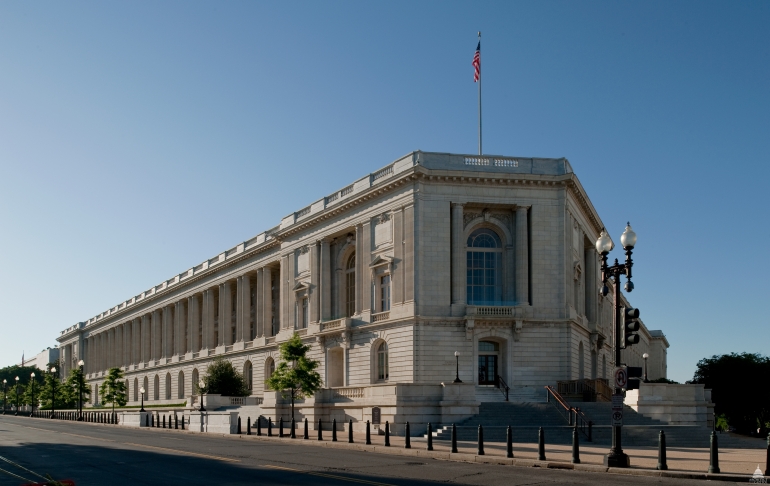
[597,225,637,468]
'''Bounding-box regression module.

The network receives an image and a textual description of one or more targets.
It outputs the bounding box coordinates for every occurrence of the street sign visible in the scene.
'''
[611,394,624,411]
[612,410,623,426]
[614,367,628,389]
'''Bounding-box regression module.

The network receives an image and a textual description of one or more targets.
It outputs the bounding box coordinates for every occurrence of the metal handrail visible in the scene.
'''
[545,386,593,441]
[495,375,509,402]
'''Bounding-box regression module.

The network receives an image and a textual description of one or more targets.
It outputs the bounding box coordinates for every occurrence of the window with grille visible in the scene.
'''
[377,342,389,381]
[466,228,503,305]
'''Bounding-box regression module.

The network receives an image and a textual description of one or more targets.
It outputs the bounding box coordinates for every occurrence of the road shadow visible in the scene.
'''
[0,442,444,486]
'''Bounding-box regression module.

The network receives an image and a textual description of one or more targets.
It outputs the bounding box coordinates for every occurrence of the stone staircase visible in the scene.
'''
[424,400,738,447]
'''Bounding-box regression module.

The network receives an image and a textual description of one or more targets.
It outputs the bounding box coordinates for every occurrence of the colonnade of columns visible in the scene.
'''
[83,265,279,376]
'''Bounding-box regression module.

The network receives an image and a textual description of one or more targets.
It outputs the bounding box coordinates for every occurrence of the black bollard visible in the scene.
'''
[256,417,261,436]
[238,416,242,434]
[708,431,720,473]
[657,430,668,470]
[268,417,272,437]
[163,415,166,429]
[538,427,546,461]
[405,422,411,449]
[332,419,337,442]
[451,424,458,453]
[318,419,323,441]
[765,433,769,476]
[304,418,309,439]
[181,415,185,430]
[291,418,296,439]
[366,420,371,445]
[175,414,178,430]
[427,423,433,451]
[571,425,580,464]
[349,419,354,443]
[385,421,390,447]
[247,417,251,435]
[478,425,484,456]
[279,417,284,438]
[507,425,513,458]
[145,414,149,427]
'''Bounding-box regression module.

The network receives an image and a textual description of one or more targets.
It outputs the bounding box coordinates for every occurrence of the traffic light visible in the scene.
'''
[626,367,643,390]
[621,307,640,348]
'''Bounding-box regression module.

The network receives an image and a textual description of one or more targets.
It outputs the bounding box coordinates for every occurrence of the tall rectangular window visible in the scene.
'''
[302,297,309,329]
[380,275,391,312]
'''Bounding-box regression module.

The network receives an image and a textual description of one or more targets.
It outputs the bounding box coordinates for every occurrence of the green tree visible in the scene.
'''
[266,333,322,420]
[99,368,128,414]
[39,368,71,410]
[64,368,90,409]
[20,372,44,409]
[689,352,770,435]
[199,357,250,397]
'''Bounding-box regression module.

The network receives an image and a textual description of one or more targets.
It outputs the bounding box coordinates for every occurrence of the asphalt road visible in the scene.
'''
[0,415,738,486]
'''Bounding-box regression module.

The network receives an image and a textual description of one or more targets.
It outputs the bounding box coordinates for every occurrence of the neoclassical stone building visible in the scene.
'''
[56,151,668,427]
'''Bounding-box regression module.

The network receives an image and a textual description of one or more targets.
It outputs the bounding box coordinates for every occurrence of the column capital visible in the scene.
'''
[515,205,531,212]
[451,202,466,208]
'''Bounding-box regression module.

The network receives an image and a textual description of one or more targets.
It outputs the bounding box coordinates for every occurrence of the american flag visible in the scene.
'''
[472,41,481,82]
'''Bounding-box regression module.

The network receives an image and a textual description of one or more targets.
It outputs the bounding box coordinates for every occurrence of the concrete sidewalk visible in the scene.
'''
[243,422,767,477]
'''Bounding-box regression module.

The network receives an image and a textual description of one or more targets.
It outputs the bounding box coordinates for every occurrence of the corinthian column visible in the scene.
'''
[451,202,466,314]
[515,206,530,305]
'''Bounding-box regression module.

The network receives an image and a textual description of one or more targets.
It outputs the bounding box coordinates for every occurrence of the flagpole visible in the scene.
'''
[477,31,482,156]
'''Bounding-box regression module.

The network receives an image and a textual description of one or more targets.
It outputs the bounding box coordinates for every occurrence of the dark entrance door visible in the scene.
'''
[478,355,497,385]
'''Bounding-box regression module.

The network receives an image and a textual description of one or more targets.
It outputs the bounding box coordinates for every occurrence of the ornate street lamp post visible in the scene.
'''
[14,376,20,416]
[642,353,649,383]
[77,360,85,421]
[596,223,637,468]
[453,351,462,383]
[198,380,206,412]
[2,379,6,415]
[49,367,58,418]
[139,387,146,412]
[30,372,36,417]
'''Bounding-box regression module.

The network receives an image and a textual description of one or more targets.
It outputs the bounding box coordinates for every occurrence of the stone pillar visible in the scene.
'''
[202,289,212,350]
[221,281,232,346]
[355,224,363,315]
[235,276,244,342]
[515,206,530,305]
[132,318,140,365]
[362,222,372,314]
[188,295,199,353]
[404,204,415,303]
[451,203,466,312]
[392,208,404,305]
[255,268,264,338]
[242,274,251,341]
[585,249,598,326]
[310,242,320,323]
[124,323,131,368]
[142,314,150,364]
[152,310,162,361]
[280,255,291,330]
[263,267,273,336]
[320,239,331,321]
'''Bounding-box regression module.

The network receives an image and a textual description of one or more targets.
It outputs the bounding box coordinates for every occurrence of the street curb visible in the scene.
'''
[21,417,759,482]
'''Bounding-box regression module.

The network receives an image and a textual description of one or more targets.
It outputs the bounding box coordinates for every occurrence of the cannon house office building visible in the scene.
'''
[56,151,668,426]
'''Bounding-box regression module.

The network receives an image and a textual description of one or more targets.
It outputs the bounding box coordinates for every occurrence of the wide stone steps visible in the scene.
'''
[423,401,719,447]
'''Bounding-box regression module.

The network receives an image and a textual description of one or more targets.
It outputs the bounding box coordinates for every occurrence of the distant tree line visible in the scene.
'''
[689,352,770,436]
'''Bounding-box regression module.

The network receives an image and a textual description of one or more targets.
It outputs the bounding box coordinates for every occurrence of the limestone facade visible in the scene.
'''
[55,151,668,427]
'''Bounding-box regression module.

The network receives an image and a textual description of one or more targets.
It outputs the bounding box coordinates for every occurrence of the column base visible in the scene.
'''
[604,452,630,468]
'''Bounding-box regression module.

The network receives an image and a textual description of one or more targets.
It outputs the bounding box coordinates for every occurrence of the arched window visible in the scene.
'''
[178,371,185,399]
[143,376,149,400]
[466,228,503,305]
[192,369,199,392]
[165,373,171,400]
[377,342,389,381]
[133,378,138,402]
[153,375,160,401]
[244,361,253,392]
[345,253,356,317]
[264,357,275,389]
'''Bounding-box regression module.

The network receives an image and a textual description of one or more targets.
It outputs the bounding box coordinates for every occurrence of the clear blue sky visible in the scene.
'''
[1,1,768,383]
